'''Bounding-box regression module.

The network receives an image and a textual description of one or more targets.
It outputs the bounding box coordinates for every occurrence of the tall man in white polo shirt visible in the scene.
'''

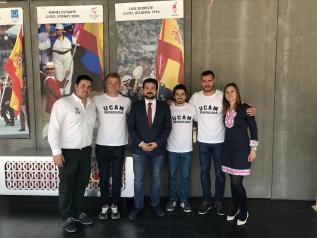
[93,73,131,220]
[189,70,255,216]
[48,75,96,233]
[165,84,196,213]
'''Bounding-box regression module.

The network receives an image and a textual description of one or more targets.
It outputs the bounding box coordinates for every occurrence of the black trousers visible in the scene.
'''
[59,146,92,220]
[95,144,125,206]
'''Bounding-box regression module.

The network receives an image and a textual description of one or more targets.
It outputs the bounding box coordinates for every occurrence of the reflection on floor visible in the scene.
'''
[0,196,316,238]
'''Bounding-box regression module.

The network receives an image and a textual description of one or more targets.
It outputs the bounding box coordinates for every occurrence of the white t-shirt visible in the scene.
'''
[189,90,224,143]
[93,93,131,146]
[167,103,196,153]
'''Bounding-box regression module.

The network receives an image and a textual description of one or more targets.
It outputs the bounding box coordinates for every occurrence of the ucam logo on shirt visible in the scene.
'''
[199,105,219,114]
[171,114,192,124]
[102,105,124,114]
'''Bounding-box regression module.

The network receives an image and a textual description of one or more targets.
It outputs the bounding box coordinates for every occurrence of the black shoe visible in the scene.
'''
[215,201,226,216]
[180,201,192,213]
[63,217,78,233]
[75,213,94,225]
[198,201,212,215]
[129,208,140,221]
[152,206,165,217]
[19,128,25,131]
[165,200,177,212]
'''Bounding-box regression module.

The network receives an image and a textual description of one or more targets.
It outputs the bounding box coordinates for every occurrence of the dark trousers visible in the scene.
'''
[95,144,125,206]
[1,105,14,125]
[59,147,92,220]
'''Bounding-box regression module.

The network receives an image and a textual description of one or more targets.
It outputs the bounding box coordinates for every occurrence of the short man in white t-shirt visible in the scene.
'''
[165,84,196,213]
[189,70,255,216]
[93,73,131,220]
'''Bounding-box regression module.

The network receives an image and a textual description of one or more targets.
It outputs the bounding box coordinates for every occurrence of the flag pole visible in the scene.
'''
[62,44,78,95]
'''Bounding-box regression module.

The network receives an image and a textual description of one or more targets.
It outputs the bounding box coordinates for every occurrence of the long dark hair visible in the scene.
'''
[222,83,242,114]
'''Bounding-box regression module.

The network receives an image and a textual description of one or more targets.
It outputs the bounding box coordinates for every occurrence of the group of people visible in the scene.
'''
[48,70,258,233]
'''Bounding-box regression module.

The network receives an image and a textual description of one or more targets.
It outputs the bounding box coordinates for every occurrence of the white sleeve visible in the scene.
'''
[48,101,65,156]
[191,104,198,121]
[188,96,197,121]
[38,38,51,50]
[188,95,194,105]
[126,98,132,114]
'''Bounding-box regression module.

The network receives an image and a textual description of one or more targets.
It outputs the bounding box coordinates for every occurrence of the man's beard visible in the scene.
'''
[175,98,185,104]
[145,92,156,99]
[203,85,214,92]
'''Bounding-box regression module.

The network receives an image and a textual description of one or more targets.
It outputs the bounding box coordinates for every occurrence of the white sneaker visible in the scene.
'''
[227,209,239,221]
[111,205,120,220]
[99,204,109,220]
[237,212,249,226]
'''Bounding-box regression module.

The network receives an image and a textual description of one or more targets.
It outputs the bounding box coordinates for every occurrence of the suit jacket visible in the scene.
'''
[128,99,172,156]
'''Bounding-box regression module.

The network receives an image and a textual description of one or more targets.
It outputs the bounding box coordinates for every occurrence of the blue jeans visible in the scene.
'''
[132,153,164,209]
[198,142,225,203]
[168,152,192,203]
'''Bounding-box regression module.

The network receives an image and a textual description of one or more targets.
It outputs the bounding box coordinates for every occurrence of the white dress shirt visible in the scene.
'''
[144,98,156,123]
[48,93,97,156]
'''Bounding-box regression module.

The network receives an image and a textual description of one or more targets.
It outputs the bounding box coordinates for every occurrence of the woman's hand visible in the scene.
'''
[248,150,256,162]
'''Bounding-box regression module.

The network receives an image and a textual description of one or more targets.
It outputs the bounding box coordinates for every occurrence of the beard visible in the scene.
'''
[203,85,214,92]
[145,92,156,99]
[175,98,185,104]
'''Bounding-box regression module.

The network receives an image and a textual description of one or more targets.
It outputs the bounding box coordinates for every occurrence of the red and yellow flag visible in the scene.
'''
[156,19,184,90]
[4,26,23,113]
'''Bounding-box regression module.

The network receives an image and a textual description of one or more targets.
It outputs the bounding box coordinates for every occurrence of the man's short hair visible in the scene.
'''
[105,72,121,83]
[173,84,187,95]
[142,78,158,90]
[104,72,121,91]
[75,75,93,85]
[201,70,215,79]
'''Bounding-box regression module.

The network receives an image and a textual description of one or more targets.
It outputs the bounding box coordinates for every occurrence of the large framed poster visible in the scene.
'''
[0,8,30,139]
[115,0,184,101]
[36,5,104,139]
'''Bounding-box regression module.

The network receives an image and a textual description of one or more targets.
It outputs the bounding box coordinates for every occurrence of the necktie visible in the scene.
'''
[147,102,152,127]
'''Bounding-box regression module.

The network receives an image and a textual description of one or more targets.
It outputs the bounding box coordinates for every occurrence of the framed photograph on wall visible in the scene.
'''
[0,8,30,139]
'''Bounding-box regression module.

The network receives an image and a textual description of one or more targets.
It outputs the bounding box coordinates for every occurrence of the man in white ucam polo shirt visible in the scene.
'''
[48,75,97,233]
[165,84,196,213]
[93,73,131,221]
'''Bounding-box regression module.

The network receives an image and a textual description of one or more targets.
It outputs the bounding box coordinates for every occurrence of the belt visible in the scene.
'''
[52,49,71,55]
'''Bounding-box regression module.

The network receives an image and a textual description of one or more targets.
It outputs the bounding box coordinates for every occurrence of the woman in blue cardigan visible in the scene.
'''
[221,83,258,226]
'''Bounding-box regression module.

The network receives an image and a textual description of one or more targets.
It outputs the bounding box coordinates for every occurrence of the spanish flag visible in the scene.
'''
[4,26,23,113]
[156,19,184,90]
[76,23,104,80]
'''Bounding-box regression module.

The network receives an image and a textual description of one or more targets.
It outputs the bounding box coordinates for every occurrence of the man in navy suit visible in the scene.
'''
[128,78,172,221]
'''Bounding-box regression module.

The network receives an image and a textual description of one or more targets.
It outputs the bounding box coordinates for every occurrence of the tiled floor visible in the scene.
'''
[0,196,316,238]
